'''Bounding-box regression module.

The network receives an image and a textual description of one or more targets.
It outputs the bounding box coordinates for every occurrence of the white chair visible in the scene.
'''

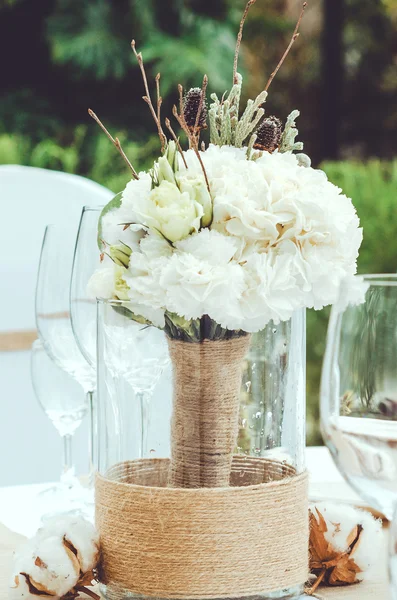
[0,166,113,486]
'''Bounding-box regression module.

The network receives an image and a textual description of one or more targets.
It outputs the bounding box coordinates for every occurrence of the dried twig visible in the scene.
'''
[233,0,257,84]
[264,2,307,92]
[173,101,191,145]
[155,73,162,126]
[165,117,188,169]
[192,74,208,139]
[88,109,139,180]
[172,104,211,194]
[131,40,167,152]
[76,586,100,600]
[305,568,327,595]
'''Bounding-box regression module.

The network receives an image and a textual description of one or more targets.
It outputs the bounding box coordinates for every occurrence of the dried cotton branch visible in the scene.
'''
[264,2,308,92]
[172,104,211,193]
[88,109,139,180]
[131,40,167,152]
[233,0,257,84]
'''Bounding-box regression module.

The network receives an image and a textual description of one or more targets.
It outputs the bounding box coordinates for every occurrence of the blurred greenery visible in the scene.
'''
[1,0,397,444]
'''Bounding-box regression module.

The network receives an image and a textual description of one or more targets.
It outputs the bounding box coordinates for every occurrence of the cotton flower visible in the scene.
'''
[309,502,382,592]
[37,515,99,573]
[9,515,100,600]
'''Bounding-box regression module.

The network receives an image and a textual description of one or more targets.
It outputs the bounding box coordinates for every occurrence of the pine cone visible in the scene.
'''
[254,116,282,152]
[183,87,207,132]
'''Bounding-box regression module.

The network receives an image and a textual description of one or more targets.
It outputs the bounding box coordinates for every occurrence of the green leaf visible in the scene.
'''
[97,191,123,250]
[112,303,152,326]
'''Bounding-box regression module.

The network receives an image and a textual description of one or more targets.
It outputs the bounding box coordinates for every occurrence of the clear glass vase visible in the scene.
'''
[96,299,307,600]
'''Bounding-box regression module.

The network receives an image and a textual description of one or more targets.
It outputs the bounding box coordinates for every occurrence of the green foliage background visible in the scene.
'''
[1,0,396,443]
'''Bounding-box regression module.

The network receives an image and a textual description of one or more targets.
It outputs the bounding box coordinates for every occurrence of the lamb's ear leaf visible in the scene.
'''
[97,192,123,250]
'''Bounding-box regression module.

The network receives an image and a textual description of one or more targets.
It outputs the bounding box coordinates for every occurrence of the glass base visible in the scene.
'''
[99,583,305,600]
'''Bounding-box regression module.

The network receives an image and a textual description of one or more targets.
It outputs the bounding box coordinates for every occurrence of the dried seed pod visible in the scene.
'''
[254,116,282,152]
[183,87,207,132]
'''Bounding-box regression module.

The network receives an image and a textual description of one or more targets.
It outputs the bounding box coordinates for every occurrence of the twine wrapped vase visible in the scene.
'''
[96,300,308,600]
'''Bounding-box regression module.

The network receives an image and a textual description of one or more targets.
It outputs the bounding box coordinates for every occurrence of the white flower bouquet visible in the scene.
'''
[89,1,362,487]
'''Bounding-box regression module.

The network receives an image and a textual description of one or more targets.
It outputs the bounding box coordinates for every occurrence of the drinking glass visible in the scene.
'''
[97,299,171,464]
[321,274,397,596]
[70,206,102,467]
[35,224,96,472]
[70,206,102,368]
[31,339,90,511]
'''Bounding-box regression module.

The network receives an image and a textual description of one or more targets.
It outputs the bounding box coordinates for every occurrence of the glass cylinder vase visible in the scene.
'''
[96,299,308,600]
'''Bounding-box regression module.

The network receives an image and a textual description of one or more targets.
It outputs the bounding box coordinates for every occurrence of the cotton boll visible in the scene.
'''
[14,535,79,597]
[38,515,100,573]
[312,502,383,581]
[9,571,58,599]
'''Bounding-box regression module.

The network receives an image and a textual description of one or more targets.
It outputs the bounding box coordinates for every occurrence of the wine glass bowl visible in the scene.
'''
[35,222,97,479]
[321,274,397,521]
[70,206,103,369]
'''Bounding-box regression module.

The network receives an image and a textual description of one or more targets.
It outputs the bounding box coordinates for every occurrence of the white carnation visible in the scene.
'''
[161,251,245,322]
[94,144,362,332]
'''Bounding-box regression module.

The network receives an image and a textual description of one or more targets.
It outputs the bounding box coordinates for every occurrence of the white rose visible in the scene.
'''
[177,173,212,226]
[135,180,203,243]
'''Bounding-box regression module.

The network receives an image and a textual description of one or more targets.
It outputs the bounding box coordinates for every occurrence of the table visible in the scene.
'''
[0,448,390,599]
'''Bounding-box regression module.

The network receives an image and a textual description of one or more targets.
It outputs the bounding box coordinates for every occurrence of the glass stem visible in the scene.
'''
[87,390,96,487]
[390,505,397,599]
[138,391,151,458]
[61,434,74,485]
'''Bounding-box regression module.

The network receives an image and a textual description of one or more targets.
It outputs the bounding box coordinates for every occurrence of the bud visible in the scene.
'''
[114,266,130,301]
[183,88,207,132]
[296,153,311,168]
[109,242,132,268]
[254,116,282,153]
[157,154,176,185]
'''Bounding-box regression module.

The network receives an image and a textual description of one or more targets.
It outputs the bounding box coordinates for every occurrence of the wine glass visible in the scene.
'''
[70,206,102,368]
[98,299,170,459]
[31,339,90,512]
[35,224,96,473]
[321,274,397,596]
[70,206,102,468]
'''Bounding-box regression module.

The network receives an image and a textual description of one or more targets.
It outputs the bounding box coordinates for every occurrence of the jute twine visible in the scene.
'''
[167,336,251,488]
[96,457,309,600]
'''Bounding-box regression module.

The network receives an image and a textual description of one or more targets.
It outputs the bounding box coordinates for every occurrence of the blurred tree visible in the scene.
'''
[321,0,344,160]
[46,0,237,93]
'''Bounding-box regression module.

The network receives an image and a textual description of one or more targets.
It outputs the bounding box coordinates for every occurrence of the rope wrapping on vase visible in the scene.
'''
[96,457,309,599]
[167,336,251,488]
